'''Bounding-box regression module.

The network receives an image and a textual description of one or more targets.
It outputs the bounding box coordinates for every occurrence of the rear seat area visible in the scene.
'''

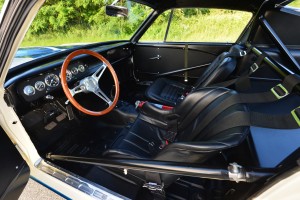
[248,93,300,168]
[228,45,300,168]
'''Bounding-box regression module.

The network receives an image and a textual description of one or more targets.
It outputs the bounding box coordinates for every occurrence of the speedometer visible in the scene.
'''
[45,74,60,87]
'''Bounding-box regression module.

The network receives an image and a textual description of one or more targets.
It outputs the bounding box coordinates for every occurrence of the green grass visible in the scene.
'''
[21,10,252,47]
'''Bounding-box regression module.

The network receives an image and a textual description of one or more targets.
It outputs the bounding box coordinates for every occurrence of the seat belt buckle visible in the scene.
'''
[271,84,289,99]
[143,182,164,192]
[291,107,300,127]
[135,100,146,109]
[250,63,259,73]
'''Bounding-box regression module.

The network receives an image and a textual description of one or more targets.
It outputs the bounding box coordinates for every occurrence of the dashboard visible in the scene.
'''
[6,42,133,104]
[17,60,99,102]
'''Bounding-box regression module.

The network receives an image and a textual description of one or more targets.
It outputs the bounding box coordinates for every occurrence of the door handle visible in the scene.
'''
[149,55,161,60]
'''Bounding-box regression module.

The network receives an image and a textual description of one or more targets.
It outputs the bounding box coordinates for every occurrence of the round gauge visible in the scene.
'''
[66,69,72,81]
[34,81,46,91]
[71,67,78,75]
[23,85,35,96]
[78,64,86,72]
[45,74,60,87]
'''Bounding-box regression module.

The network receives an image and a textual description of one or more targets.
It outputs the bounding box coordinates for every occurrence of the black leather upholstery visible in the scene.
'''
[145,45,242,106]
[104,87,249,185]
[145,78,191,106]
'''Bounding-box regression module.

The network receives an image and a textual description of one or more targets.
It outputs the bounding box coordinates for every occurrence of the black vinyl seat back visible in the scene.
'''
[105,88,249,161]
[154,88,249,162]
[194,53,236,88]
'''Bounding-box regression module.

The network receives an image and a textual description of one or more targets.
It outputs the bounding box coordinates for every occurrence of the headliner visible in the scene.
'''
[132,0,293,12]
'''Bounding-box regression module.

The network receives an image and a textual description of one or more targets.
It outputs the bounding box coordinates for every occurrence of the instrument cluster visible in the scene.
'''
[19,61,90,102]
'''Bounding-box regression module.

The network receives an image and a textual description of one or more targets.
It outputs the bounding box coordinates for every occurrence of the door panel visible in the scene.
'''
[133,43,232,82]
[0,127,30,200]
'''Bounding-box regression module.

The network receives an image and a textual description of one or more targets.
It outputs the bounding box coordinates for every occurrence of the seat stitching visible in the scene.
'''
[123,139,151,154]
[129,131,149,143]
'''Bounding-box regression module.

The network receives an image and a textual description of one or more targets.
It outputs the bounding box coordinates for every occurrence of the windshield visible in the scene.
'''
[6,0,152,68]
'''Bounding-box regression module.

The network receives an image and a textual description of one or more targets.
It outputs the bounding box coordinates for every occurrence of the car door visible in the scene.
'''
[0,126,30,200]
[133,8,253,83]
[0,0,33,199]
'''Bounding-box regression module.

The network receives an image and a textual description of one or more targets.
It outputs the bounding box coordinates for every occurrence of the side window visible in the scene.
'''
[140,10,171,42]
[140,8,252,43]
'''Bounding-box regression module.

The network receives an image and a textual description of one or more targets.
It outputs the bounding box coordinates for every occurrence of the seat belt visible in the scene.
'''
[205,106,300,136]
[213,73,300,103]
[212,54,267,91]
[195,107,300,144]
[249,54,266,74]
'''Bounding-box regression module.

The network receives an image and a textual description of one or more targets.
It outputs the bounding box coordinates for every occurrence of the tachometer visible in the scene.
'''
[34,81,46,91]
[45,74,60,87]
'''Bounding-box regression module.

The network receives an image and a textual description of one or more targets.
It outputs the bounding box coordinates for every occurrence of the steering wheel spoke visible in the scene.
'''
[70,84,85,96]
[94,88,113,105]
[92,63,107,81]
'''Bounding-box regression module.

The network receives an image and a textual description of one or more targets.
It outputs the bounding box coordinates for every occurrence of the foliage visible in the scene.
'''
[289,0,300,7]
[21,1,252,46]
[0,0,5,11]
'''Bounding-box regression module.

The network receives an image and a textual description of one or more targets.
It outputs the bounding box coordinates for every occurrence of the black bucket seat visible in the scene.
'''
[104,87,249,185]
[145,45,245,106]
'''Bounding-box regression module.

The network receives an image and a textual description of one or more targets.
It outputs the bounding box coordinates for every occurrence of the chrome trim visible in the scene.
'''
[36,160,129,200]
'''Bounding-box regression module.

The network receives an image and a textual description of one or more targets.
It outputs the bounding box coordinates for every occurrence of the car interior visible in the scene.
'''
[3,0,300,199]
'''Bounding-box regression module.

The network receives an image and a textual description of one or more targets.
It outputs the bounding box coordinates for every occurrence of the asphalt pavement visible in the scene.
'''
[19,179,65,200]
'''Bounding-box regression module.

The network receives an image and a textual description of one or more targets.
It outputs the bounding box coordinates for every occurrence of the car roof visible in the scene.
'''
[132,0,291,12]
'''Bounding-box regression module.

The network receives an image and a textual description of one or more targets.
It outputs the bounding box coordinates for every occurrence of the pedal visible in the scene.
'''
[44,121,57,130]
[66,105,75,120]
[56,112,67,122]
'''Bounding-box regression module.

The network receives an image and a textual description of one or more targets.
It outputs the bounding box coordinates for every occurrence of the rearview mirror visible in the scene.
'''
[106,5,128,18]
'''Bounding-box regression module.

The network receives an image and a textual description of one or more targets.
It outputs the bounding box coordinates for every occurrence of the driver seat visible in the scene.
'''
[103,87,249,186]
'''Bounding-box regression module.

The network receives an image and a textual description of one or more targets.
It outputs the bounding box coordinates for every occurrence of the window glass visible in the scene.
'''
[21,1,152,47]
[140,10,171,42]
[140,8,252,43]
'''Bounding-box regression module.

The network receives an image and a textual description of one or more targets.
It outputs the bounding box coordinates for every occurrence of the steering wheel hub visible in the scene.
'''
[82,77,98,93]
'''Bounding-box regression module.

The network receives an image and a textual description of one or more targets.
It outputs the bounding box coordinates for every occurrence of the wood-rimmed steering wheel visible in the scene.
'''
[61,49,119,116]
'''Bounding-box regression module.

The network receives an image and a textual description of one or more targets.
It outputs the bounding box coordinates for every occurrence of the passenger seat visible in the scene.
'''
[145,44,246,106]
